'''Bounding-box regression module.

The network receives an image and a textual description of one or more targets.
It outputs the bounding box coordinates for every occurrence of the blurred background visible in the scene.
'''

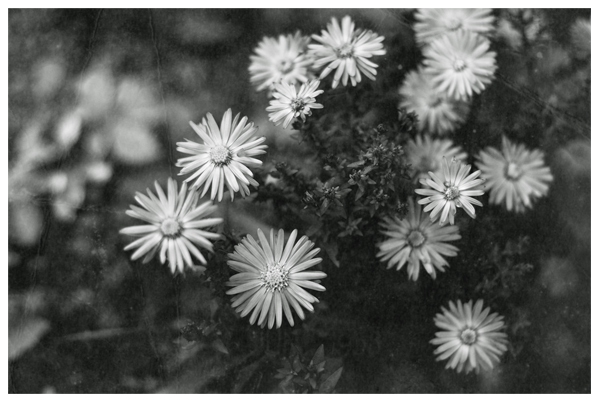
[8,9,590,393]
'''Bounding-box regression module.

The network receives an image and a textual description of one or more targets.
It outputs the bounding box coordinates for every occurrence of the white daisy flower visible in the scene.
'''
[423,30,497,100]
[266,80,323,129]
[377,198,461,281]
[475,136,553,212]
[406,134,468,182]
[226,228,326,329]
[431,300,508,374]
[414,8,495,46]
[399,67,471,135]
[176,109,267,202]
[249,32,315,93]
[309,15,386,89]
[415,156,485,226]
[120,178,223,275]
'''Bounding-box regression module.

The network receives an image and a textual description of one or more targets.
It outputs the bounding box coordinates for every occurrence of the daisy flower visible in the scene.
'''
[475,136,553,212]
[431,300,508,374]
[405,134,467,182]
[414,8,495,46]
[226,228,326,329]
[248,32,314,92]
[423,30,497,100]
[309,15,386,89]
[415,156,485,225]
[120,178,223,275]
[267,80,323,129]
[399,67,470,135]
[377,198,461,281]
[176,109,267,202]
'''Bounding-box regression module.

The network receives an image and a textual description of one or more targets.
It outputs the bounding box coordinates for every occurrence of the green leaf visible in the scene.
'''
[9,316,50,361]
[211,339,229,355]
[310,344,325,368]
[318,366,343,394]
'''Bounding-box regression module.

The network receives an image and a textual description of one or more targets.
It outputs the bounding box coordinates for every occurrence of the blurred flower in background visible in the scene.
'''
[476,136,553,212]
[414,8,495,46]
[249,31,315,93]
[570,18,591,60]
[423,30,497,100]
[176,109,267,202]
[267,80,324,128]
[377,198,461,280]
[309,15,386,88]
[120,178,223,275]
[431,300,508,374]
[226,229,326,329]
[8,61,163,246]
[405,134,468,182]
[399,67,471,135]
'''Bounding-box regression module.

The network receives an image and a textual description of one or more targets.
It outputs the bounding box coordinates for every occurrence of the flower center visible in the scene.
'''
[505,162,523,180]
[444,185,461,200]
[209,145,232,166]
[278,59,295,74]
[336,43,354,58]
[453,59,467,72]
[427,95,445,108]
[161,218,180,236]
[290,98,307,113]
[261,262,289,292]
[446,17,463,31]
[460,328,478,345]
[407,230,426,247]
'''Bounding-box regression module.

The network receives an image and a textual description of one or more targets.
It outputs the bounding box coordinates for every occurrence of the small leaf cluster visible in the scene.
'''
[274,344,343,394]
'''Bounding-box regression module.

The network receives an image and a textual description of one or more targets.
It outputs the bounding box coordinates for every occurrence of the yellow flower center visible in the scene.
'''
[161,218,180,236]
[427,95,445,108]
[261,262,289,292]
[290,98,307,113]
[444,185,461,201]
[505,162,523,180]
[278,59,295,74]
[336,43,354,58]
[453,59,467,72]
[407,230,426,247]
[209,145,232,166]
[460,328,478,345]
[446,17,463,31]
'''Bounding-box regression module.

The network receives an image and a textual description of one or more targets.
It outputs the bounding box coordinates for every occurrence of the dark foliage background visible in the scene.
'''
[8,8,590,393]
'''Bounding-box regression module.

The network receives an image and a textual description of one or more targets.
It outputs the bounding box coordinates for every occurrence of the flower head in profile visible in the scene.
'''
[120,178,223,275]
[423,30,497,100]
[475,136,553,212]
[377,198,461,281]
[406,134,468,182]
[176,109,267,202]
[226,229,326,329]
[267,80,323,129]
[415,156,485,225]
[399,67,471,135]
[414,8,495,46]
[249,32,314,92]
[431,300,508,374]
[309,15,386,89]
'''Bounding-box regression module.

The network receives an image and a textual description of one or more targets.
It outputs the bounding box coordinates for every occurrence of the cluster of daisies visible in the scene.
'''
[118,10,556,375]
[120,109,326,329]
[376,134,552,373]
[377,8,554,375]
[250,15,386,129]
[400,8,497,135]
